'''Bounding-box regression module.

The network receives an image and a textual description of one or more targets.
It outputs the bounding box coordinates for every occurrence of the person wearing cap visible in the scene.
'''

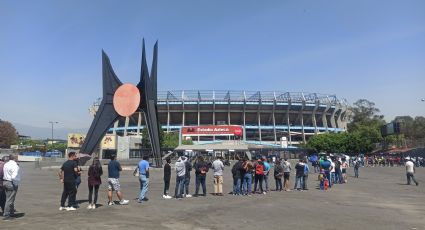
[405,158,419,186]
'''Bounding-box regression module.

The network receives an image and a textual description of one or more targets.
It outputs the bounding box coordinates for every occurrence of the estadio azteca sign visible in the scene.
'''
[182,125,243,136]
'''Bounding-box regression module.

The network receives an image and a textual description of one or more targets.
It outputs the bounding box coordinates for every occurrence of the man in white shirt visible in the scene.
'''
[405,158,419,186]
[212,157,224,196]
[2,155,21,220]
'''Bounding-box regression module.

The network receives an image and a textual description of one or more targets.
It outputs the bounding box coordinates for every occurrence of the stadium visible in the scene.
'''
[100,90,349,148]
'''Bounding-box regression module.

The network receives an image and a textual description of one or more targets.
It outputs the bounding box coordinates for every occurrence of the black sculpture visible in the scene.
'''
[80,40,162,167]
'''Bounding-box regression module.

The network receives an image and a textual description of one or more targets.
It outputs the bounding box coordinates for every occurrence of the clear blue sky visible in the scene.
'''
[1,0,424,131]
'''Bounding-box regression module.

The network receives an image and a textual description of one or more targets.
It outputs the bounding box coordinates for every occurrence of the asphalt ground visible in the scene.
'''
[1,162,424,230]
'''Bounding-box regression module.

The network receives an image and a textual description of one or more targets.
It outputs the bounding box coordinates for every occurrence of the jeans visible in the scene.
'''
[195,175,206,195]
[0,188,5,212]
[233,177,241,195]
[242,173,252,195]
[407,173,418,185]
[331,172,336,185]
[275,178,283,191]
[139,174,149,200]
[254,174,264,193]
[184,176,191,195]
[88,185,99,204]
[294,175,303,190]
[3,181,18,217]
[354,168,359,178]
[264,174,269,191]
[325,171,332,187]
[302,175,308,190]
[61,181,76,207]
[164,179,170,195]
[174,176,185,198]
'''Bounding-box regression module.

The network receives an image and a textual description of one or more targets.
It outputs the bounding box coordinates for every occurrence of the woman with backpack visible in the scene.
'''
[253,158,265,194]
[87,158,103,209]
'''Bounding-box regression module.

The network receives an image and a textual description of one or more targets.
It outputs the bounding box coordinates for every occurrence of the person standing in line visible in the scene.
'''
[72,157,82,208]
[184,156,193,198]
[274,159,283,191]
[303,159,309,190]
[107,155,129,206]
[334,157,342,184]
[212,156,225,196]
[59,152,79,211]
[0,156,8,214]
[294,159,305,191]
[262,157,271,193]
[163,157,172,199]
[87,157,102,209]
[138,155,150,203]
[241,157,253,196]
[405,158,419,186]
[253,159,265,194]
[341,158,349,183]
[282,158,292,191]
[2,155,20,221]
[174,156,186,199]
[194,156,208,197]
[354,159,360,178]
[330,159,336,186]
[231,155,243,195]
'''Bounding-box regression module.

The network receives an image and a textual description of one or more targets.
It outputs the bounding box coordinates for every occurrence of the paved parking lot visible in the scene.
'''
[2,162,425,230]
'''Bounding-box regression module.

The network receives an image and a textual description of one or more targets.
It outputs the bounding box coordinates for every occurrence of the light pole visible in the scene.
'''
[49,121,59,146]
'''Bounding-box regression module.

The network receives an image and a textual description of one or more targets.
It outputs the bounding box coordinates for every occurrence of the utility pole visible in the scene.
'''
[49,121,59,146]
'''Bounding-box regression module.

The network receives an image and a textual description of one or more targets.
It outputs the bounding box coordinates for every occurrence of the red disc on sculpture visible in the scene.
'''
[113,83,141,117]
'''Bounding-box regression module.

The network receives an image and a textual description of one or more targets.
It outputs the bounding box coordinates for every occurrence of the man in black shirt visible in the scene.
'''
[163,157,172,199]
[194,156,209,197]
[59,152,79,211]
[294,159,305,191]
[184,157,193,197]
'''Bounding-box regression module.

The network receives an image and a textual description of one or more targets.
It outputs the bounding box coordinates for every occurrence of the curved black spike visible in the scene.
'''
[80,51,122,155]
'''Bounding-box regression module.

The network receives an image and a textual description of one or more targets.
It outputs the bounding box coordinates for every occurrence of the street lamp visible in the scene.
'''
[49,121,59,146]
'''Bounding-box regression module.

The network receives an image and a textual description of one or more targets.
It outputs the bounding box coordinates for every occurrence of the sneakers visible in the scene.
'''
[186,194,192,198]
[119,200,129,205]
[108,201,115,206]
[87,204,96,209]
[163,195,172,199]
[59,206,66,211]
[66,207,77,211]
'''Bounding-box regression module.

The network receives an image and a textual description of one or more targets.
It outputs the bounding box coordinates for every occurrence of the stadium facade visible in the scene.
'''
[107,90,350,146]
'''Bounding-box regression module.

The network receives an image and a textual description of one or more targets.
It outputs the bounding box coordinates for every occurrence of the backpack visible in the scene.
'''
[255,163,264,175]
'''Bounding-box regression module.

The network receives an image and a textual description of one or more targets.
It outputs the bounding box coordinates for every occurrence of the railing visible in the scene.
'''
[157,90,345,105]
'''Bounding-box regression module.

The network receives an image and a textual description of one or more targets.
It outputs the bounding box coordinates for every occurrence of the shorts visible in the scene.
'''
[283,172,290,180]
[107,178,121,191]
[342,169,346,174]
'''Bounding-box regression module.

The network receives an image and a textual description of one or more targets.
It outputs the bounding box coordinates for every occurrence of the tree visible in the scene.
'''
[0,119,19,148]
[347,99,385,151]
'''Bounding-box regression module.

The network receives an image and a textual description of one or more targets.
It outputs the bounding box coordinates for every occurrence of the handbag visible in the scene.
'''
[133,167,139,177]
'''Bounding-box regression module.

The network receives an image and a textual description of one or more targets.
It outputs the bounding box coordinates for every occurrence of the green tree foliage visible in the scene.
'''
[0,119,19,148]
[162,132,179,148]
[307,99,385,154]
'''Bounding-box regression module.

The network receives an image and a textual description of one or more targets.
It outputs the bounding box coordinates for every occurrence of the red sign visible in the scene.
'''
[182,125,243,136]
